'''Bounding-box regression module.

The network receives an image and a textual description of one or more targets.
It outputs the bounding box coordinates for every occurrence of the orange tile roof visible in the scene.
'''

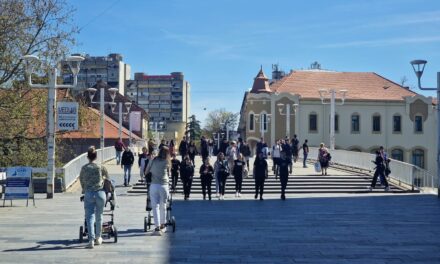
[250,68,271,94]
[270,70,417,101]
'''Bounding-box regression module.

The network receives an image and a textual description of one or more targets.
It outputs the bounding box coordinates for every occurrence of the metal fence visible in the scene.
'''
[310,147,437,192]
[62,147,115,190]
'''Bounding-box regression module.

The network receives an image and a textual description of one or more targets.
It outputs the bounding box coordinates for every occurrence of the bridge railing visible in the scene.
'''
[62,147,115,190]
[309,147,437,192]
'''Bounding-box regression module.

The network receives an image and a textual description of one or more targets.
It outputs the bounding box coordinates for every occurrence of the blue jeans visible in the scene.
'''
[84,190,106,242]
[124,165,132,184]
[303,153,308,167]
[115,150,122,165]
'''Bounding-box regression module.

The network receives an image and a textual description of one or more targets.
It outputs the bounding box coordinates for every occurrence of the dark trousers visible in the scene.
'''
[254,177,265,197]
[171,173,179,190]
[371,169,389,188]
[182,177,193,197]
[189,154,195,165]
[219,172,228,196]
[280,173,288,194]
[201,176,212,199]
[234,174,243,192]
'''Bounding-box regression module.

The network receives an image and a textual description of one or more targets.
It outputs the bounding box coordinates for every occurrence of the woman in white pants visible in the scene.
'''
[145,146,170,235]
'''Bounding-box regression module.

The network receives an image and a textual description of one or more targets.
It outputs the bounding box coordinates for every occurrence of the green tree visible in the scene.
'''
[203,108,238,137]
[186,115,202,141]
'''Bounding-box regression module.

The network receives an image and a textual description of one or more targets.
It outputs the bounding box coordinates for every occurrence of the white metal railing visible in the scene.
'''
[309,147,437,192]
[63,147,115,190]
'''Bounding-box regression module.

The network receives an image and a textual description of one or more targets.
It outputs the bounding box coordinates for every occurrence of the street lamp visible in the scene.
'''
[254,113,272,143]
[87,87,119,163]
[410,59,440,198]
[109,101,132,141]
[318,89,347,150]
[22,54,84,198]
[277,103,298,138]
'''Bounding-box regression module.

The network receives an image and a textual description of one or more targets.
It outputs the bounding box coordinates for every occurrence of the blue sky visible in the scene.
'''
[70,0,440,125]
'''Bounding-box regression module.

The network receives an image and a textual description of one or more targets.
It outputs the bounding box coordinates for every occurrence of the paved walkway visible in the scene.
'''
[1,158,440,263]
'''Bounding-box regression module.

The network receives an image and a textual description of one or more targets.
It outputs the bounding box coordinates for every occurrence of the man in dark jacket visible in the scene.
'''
[200,136,209,161]
[114,140,125,165]
[178,136,189,158]
[121,148,135,186]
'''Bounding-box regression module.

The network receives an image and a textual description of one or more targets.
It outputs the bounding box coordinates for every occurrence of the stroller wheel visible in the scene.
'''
[113,226,118,243]
[144,217,148,232]
[171,216,176,233]
[147,215,152,230]
[79,226,84,243]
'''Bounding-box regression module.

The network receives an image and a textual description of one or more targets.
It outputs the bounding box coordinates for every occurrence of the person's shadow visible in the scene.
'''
[3,239,84,252]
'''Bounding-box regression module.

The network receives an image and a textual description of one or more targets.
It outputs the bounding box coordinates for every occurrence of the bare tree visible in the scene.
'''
[0,0,77,87]
[203,108,239,137]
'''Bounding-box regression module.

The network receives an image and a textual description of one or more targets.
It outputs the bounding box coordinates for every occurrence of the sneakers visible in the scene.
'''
[385,186,390,192]
[235,192,239,197]
[87,240,94,249]
[94,237,102,245]
[254,194,258,199]
[238,192,241,197]
[281,194,286,200]
[260,196,264,201]
[152,228,163,236]
[220,195,224,200]
[367,186,373,192]
[216,192,219,198]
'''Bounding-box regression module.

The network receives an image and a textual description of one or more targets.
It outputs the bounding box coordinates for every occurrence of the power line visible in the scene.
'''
[78,0,122,32]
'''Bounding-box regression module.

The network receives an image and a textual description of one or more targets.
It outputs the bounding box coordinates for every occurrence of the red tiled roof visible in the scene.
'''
[250,68,271,94]
[270,70,417,101]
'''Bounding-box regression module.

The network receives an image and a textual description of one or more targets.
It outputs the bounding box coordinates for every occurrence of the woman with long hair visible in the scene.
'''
[214,152,229,200]
[199,158,214,200]
[79,146,109,248]
[144,146,171,235]
[233,153,245,197]
[180,155,195,200]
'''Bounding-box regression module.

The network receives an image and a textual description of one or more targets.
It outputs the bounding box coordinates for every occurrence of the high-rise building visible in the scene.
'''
[62,53,131,94]
[125,72,190,141]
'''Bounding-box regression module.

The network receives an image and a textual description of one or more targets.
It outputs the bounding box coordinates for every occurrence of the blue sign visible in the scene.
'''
[4,167,32,200]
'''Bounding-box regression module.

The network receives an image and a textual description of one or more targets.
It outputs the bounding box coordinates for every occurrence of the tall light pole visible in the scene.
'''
[22,54,84,198]
[410,59,440,198]
[254,113,272,142]
[109,101,132,141]
[87,87,119,162]
[277,103,298,138]
[318,89,347,150]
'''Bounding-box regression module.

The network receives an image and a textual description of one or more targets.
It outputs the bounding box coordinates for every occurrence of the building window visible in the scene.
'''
[309,113,318,132]
[328,114,339,133]
[249,113,255,131]
[414,115,423,133]
[351,114,360,133]
[412,149,425,168]
[372,114,381,133]
[393,115,401,133]
[260,113,268,132]
[391,149,404,161]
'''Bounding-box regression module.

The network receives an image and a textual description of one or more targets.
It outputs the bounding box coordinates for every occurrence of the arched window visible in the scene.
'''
[391,149,404,161]
[248,112,255,131]
[260,111,268,132]
[351,113,360,133]
[412,149,425,168]
[372,113,381,133]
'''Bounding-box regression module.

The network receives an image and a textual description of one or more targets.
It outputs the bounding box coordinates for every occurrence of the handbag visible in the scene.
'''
[243,168,248,178]
[314,161,321,173]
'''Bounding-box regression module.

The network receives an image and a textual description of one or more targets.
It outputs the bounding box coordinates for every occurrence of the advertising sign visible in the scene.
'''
[4,167,32,200]
[57,102,79,131]
[130,111,141,132]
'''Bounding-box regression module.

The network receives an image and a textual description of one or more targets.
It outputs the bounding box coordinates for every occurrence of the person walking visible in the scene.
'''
[240,141,251,171]
[253,152,268,200]
[278,151,291,200]
[272,140,282,179]
[226,141,238,175]
[302,139,309,168]
[281,139,293,174]
[114,139,125,165]
[79,146,109,248]
[148,138,155,155]
[200,136,209,162]
[169,139,176,156]
[170,153,181,192]
[256,137,267,157]
[214,152,230,200]
[291,135,299,163]
[121,147,135,186]
[199,158,214,200]
[233,153,245,197]
[369,150,390,192]
[180,155,195,200]
[138,147,149,183]
[188,141,198,166]
[178,136,188,158]
[318,143,331,176]
[208,138,214,157]
[144,146,171,235]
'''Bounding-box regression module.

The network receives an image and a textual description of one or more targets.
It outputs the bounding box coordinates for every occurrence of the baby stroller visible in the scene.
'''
[144,179,176,233]
[79,179,118,243]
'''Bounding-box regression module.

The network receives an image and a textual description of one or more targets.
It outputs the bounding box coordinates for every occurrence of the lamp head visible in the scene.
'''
[65,55,84,76]
[109,102,116,112]
[410,59,427,80]
[108,88,119,101]
[124,102,132,112]
[292,103,299,112]
[22,55,40,77]
[86,88,97,101]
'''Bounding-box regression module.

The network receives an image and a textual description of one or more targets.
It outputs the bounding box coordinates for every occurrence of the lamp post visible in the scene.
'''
[318,89,347,151]
[277,103,298,138]
[87,87,119,163]
[109,101,132,141]
[410,59,440,198]
[254,113,272,142]
[22,54,84,198]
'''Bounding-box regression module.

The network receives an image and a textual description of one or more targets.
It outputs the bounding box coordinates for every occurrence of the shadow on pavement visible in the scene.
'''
[3,239,84,252]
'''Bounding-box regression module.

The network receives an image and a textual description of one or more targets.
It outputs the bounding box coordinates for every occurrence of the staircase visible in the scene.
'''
[128,159,413,195]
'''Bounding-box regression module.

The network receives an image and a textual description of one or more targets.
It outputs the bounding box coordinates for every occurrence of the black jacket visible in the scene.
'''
[121,151,134,166]
[199,164,214,180]
[171,159,181,175]
[180,162,194,180]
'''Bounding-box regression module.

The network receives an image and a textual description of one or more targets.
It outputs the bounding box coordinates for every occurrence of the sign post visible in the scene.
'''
[57,102,79,131]
[3,167,34,207]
